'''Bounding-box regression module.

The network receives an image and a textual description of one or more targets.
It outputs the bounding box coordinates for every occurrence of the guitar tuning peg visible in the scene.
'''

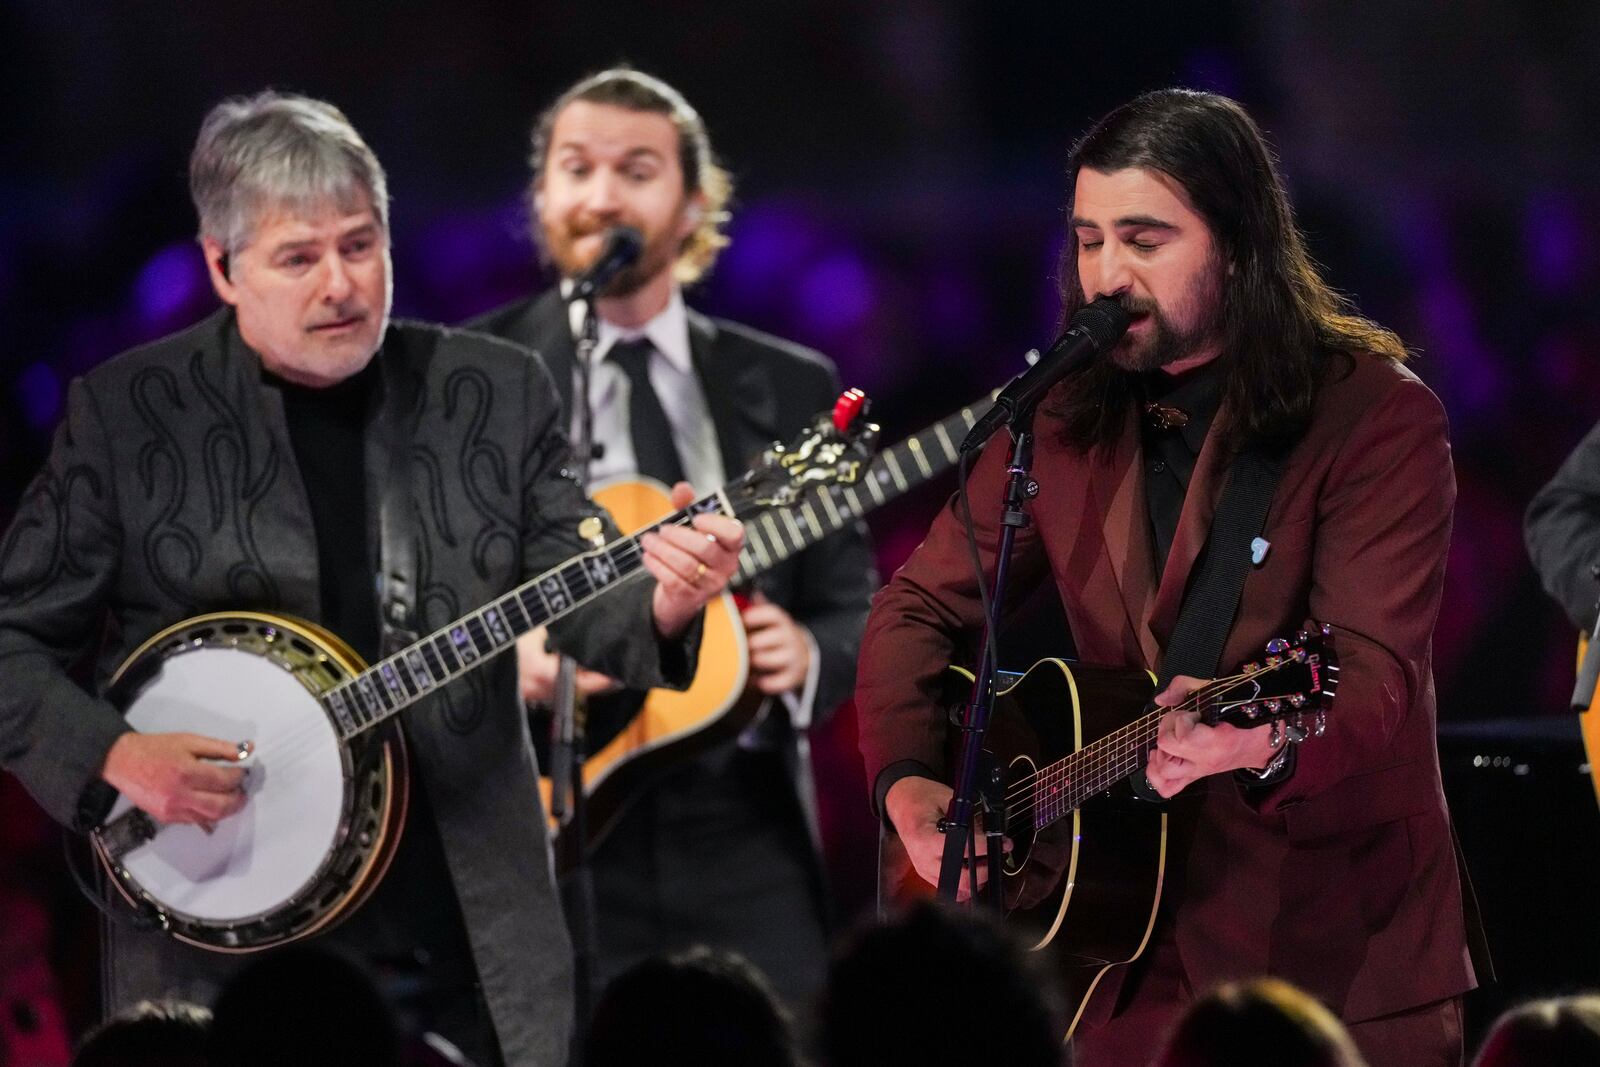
[1288,693,1307,708]
[1314,710,1327,737]
[1265,638,1290,654]
[1286,719,1309,744]
[1265,655,1282,668]
[1264,698,1282,713]
[1244,702,1261,718]
[1295,630,1309,643]
[1243,661,1262,674]
[1319,622,1332,636]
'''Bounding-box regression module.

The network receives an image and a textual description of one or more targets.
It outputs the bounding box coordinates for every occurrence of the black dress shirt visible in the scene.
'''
[1139,361,1223,575]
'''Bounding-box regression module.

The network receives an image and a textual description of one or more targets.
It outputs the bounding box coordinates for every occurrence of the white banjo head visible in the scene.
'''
[108,645,347,924]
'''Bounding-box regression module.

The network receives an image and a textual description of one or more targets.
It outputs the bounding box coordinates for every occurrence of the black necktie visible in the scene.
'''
[608,338,687,487]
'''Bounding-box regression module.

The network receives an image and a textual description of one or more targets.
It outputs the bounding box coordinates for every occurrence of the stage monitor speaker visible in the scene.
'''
[1438,716,1600,1045]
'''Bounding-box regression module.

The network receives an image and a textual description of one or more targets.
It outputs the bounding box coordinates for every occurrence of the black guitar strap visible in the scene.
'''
[376,347,422,656]
[1157,448,1285,687]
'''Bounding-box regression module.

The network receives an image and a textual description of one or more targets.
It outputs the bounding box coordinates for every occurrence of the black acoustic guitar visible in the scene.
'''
[882,627,1338,1037]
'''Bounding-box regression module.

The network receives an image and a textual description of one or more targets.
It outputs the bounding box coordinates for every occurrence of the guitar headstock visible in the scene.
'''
[724,390,879,514]
[1203,624,1339,740]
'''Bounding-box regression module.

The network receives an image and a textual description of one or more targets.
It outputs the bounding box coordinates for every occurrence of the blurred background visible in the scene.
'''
[4,0,1599,1059]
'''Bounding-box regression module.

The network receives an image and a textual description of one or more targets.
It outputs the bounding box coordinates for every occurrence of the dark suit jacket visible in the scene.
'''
[857,352,1479,1025]
[0,308,694,1066]
[1526,417,1600,630]
[467,289,878,852]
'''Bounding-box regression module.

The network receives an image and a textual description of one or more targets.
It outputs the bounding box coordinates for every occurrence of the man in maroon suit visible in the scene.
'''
[856,90,1483,1067]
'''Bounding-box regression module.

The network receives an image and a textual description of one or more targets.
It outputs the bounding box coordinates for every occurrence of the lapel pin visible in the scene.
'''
[1250,537,1271,566]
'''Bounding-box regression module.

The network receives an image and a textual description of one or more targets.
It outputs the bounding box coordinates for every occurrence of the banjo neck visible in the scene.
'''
[321,488,743,741]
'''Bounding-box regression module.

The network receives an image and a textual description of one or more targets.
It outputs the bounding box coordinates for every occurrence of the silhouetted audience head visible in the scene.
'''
[1155,977,1365,1067]
[820,901,1062,1067]
[207,946,401,1067]
[1473,994,1600,1066]
[73,999,210,1067]
[586,946,801,1067]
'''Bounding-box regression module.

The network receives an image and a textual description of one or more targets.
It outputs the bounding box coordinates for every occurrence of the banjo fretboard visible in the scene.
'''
[321,491,736,739]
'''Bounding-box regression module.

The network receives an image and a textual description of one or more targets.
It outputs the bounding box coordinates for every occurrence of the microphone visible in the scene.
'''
[959,296,1131,453]
[566,226,644,302]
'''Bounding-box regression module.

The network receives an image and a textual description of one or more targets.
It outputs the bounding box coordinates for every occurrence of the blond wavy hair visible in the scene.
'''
[529,68,732,285]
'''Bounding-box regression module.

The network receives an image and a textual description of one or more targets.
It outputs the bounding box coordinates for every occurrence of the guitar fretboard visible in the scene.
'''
[1023,653,1333,831]
[735,398,988,580]
[1029,707,1167,828]
[319,491,739,741]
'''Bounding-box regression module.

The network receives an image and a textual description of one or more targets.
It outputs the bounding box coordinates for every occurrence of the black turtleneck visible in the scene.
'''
[271,359,381,661]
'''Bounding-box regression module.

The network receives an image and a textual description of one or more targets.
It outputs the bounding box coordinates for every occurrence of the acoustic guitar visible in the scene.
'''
[88,399,875,952]
[1575,636,1600,812]
[539,394,1000,861]
[881,627,1338,1038]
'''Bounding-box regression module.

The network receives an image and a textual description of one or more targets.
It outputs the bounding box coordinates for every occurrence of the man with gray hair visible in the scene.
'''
[0,90,745,1066]
[468,68,876,1010]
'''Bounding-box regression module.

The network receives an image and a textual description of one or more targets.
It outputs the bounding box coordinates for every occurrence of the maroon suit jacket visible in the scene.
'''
[856,352,1479,1024]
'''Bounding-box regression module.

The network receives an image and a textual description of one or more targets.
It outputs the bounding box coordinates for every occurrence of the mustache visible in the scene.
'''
[1114,294,1159,317]
[307,307,368,330]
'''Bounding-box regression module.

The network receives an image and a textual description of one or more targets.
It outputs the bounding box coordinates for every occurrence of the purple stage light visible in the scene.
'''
[1524,191,1585,295]
[715,203,822,308]
[795,251,874,336]
[134,242,205,328]
[1418,276,1501,424]
[18,362,62,430]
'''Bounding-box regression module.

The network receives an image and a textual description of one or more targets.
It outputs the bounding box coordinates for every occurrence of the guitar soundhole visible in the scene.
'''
[1003,755,1039,876]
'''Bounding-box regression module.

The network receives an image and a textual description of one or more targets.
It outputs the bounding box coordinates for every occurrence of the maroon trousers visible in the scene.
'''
[1068,935,1464,1067]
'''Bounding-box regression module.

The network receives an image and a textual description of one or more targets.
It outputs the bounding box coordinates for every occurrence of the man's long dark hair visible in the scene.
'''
[1051,89,1408,456]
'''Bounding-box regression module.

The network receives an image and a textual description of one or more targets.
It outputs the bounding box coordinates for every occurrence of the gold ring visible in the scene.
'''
[694,562,708,582]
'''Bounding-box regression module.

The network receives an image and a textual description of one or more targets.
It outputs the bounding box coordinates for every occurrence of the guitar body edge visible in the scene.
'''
[542,478,752,865]
[880,658,1169,1039]
[1576,636,1600,814]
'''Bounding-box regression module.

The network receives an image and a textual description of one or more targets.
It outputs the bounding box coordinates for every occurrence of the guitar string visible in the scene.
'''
[1007,686,1305,832]
[996,660,1304,829]
[1011,689,1269,819]
[1000,666,1257,804]
[1001,661,1282,806]
[1005,678,1280,823]
[995,677,1232,833]
[1002,694,1269,833]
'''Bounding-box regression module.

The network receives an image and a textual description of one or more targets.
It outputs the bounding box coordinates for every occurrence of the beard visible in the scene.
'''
[544,217,681,298]
[1106,263,1226,373]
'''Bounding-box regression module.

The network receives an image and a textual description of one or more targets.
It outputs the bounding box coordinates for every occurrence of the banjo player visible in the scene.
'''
[0,90,744,1067]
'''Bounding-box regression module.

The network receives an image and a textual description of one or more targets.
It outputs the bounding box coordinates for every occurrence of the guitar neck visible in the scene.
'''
[321,488,745,739]
[735,398,988,581]
[1029,707,1166,829]
[1026,672,1269,829]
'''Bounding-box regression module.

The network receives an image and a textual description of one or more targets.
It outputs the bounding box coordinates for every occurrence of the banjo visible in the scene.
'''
[90,394,877,952]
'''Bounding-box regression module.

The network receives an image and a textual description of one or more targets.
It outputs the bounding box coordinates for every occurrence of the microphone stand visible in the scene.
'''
[552,297,601,1058]
[936,419,1040,909]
